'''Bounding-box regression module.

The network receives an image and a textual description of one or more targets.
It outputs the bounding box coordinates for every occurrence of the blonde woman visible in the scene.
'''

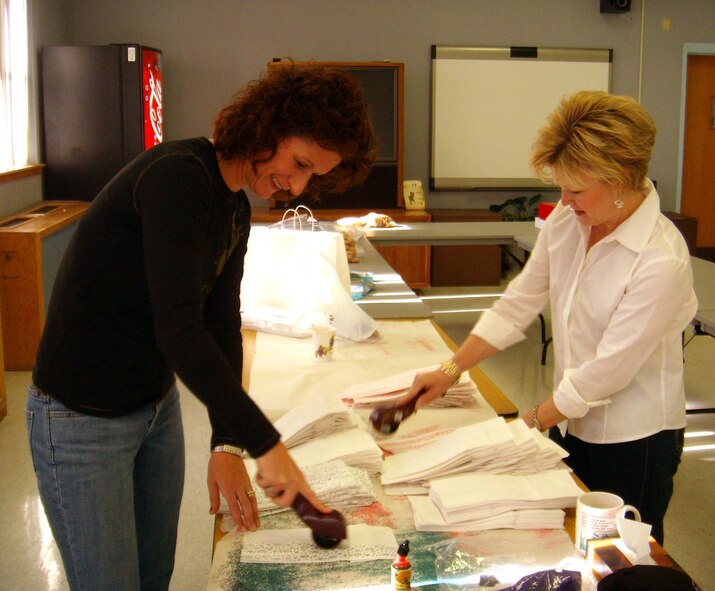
[406,91,696,545]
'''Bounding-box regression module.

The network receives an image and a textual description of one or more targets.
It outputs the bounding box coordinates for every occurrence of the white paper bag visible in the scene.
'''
[241,223,378,341]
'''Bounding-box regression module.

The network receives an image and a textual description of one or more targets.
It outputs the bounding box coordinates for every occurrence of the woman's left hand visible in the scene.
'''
[207,452,260,532]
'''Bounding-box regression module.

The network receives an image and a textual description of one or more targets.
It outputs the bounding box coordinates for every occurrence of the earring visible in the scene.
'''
[614,192,624,209]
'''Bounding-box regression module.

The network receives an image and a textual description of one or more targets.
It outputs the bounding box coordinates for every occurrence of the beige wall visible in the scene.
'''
[0,174,43,219]
[27,0,715,211]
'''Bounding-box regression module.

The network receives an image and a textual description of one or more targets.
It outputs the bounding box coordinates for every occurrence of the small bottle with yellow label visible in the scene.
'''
[391,539,412,590]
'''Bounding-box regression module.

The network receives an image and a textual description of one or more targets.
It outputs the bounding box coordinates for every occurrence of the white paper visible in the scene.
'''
[239,524,396,563]
[409,495,566,531]
[274,392,358,448]
[219,460,376,519]
[429,469,583,524]
[248,320,493,418]
[380,417,570,487]
[339,365,476,408]
[289,428,383,474]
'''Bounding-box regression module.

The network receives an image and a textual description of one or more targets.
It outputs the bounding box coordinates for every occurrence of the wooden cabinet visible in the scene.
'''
[0,310,5,421]
[0,201,90,370]
[251,208,432,288]
[266,61,405,211]
[429,209,503,286]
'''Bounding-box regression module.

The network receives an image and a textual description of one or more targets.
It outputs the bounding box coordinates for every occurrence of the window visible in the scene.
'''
[1,0,29,172]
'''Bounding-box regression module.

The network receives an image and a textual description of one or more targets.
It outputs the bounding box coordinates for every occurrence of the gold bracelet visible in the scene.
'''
[531,405,543,432]
[211,444,243,456]
[439,359,462,384]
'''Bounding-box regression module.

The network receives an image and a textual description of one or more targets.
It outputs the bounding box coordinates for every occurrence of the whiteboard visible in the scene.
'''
[431,46,612,190]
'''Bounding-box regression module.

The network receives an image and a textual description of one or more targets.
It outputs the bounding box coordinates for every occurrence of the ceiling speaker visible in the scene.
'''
[600,0,631,13]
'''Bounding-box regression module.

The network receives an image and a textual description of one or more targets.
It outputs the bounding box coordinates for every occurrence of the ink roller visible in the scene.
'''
[369,389,426,434]
[291,493,347,549]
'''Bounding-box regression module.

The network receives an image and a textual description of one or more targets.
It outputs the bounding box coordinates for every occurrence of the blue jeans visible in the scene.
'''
[26,383,185,591]
[549,427,684,546]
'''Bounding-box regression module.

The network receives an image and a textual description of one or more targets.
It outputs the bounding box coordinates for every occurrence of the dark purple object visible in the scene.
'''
[369,389,426,434]
[291,494,347,549]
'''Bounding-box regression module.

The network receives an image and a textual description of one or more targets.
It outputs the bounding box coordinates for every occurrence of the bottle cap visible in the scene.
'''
[397,539,410,557]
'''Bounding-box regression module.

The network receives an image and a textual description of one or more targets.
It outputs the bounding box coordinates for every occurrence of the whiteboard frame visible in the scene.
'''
[430,46,612,191]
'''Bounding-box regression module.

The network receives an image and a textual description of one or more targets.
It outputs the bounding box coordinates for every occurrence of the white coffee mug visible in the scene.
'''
[575,491,641,555]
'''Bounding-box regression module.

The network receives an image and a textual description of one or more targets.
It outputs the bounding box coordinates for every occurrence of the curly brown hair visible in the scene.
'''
[213,64,377,198]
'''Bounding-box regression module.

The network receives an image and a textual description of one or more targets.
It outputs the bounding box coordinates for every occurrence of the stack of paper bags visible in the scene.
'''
[380,417,568,490]
[340,366,477,408]
[274,392,358,448]
[290,427,383,474]
[409,469,584,531]
[219,460,375,519]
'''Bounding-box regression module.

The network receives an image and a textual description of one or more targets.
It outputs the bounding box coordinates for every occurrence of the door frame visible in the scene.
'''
[676,43,715,212]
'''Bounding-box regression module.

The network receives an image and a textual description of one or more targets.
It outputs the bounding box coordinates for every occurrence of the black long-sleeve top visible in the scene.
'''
[33,137,279,457]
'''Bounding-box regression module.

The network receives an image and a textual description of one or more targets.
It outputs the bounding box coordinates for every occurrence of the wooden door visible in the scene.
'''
[681,55,715,252]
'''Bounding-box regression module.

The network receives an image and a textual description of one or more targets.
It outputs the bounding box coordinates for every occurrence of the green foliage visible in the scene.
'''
[489,194,543,221]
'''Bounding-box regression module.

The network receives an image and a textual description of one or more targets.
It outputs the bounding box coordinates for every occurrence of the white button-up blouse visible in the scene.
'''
[471,183,698,444]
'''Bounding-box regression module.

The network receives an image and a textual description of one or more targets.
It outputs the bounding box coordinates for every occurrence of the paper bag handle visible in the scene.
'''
[280,205,316,231]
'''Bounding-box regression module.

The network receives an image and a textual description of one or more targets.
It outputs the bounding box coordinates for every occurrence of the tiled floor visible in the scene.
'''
[1,279,713,590]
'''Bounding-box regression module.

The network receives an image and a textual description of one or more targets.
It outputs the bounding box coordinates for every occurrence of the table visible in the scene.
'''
[689,256,715,337]
[209,233,693,590]
[350,237,433,320]
[696,309,715,338]
[364,221,538,247]
[211,321,697,590]
[210,323,539,591]
[251,208,433,288]
[220,318,520,518]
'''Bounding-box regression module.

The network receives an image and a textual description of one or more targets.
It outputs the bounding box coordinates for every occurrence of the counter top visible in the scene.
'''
[364,221,538,246]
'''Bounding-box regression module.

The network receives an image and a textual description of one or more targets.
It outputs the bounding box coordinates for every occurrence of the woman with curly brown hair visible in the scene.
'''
[27,65,376,591]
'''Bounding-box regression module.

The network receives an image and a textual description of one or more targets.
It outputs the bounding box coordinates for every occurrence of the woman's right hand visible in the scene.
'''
[254,441,331,514]
[407,367,454,409]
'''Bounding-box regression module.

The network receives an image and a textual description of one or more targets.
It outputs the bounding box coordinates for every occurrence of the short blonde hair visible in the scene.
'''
[530,90,656,192]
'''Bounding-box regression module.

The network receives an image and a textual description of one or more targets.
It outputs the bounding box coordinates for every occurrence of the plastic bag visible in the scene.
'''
[429,530,595,591]
[507,570,581,591]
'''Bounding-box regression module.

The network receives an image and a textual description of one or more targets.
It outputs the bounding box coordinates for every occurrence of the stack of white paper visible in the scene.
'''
[373,423,456,455]
[380,417,568,488]
[381,417,512,486]
[340,366,477,408]
[290,428,383,474]
[472,420,569,475]
[274,392,358,448]
[428,469,583,525]
[219,460,375,518]
[409,496,566,531]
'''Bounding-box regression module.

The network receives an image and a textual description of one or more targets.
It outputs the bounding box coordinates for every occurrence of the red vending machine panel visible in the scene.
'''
[142,49,163,150]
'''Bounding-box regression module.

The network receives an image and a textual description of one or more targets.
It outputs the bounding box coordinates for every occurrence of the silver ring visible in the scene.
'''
[246,490,256,498]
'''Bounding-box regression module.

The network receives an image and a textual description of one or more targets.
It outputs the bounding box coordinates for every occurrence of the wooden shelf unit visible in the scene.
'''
[0,201,90,370]
[429,208,503,286]
[0,311,5,421]
[251,208,432,289]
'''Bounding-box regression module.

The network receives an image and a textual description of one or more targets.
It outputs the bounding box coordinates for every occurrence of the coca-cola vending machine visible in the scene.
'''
[41,44,163,201]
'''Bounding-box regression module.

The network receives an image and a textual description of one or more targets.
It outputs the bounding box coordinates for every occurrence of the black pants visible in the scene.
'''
[549,427,684,545]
